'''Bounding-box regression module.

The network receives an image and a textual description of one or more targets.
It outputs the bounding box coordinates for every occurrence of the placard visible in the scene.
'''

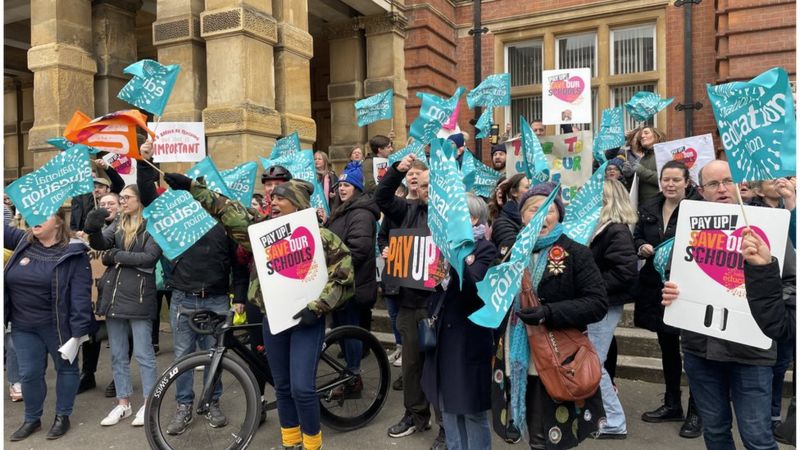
[664,200,789,349]
[148,122,206,163]
[542,68,592,125]
[653,134,715,186]
[383,228,444,291]
[373,157,389,184]
[248,208,329,334]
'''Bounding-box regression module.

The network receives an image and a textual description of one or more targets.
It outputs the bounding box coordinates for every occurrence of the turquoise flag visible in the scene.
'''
[471,160,502,198]
[220,161,258,207]
[47,137,101,155]
[563,162,608,245]
[520,116,550,184]
[186,157,234,199]
[654,237,675,283]
[270,132,302,160]
[469,184,560,328]
[261,149,329,214]
[460,149,478,191]
[428,138,475,286]
[117,59,180,117]
[388,140,428,167]
[707,67,796,182]
[593,107,625,162]
[143,189,218,260]
[355,89,394,127]
[624,91,674,123]
[467,73,511,108]
[409,87,465,145]
[6,146,94,226]
[474,108,493,139]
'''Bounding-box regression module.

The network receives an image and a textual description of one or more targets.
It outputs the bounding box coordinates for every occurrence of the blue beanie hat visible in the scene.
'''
[607,157,624,172]
[518,182,565,221]
[337,161,365,192]
[447,133,465,149]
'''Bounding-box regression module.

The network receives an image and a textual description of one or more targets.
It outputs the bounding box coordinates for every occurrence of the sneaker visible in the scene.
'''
[393,355,403,368]
[9,383,23,402]
[330,375,363,400]
[392,376,403,391]
[431,427,447,450]
[388,413,430,438]
[207,401,228,428]
[387,345,402,363]
[100,403,132,426]
[131,405,146,427]
[166,404,193,435]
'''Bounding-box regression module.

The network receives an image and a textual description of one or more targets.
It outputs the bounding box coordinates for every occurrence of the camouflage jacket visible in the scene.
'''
[191,183,354,315]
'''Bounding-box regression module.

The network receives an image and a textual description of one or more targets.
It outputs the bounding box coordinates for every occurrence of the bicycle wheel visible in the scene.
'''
[146,352,260,450]
[317,326,390,431]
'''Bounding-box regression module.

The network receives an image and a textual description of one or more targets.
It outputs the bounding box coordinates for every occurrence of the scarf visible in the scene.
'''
[508,223,564,434]
[472,224,487,240]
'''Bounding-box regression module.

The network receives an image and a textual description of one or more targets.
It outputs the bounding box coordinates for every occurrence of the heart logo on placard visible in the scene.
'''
[693,226,769,289]
[551,76,585,103]
[672,147,698,168]
[268,226,315,280]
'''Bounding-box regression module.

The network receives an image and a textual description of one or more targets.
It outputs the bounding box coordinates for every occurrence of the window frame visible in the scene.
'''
[609,23,657,76]
[554,31,599,77]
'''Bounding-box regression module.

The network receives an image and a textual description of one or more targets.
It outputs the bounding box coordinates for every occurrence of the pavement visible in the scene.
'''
[4,331,793,450]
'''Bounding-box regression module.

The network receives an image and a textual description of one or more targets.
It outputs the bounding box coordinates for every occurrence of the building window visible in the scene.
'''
[611,24,656,75]
[611,83,656,130]
[510,95,543,134]
[507,40,543,86]
[556,32,597,77]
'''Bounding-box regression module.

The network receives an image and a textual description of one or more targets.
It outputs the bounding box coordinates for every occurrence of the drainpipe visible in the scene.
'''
[15,78,24,179]
[674,0,703,136]
[468,0,488,160]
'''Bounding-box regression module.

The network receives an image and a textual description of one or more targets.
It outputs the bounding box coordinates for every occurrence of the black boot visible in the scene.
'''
[105,380,116,398]
[77,372,96,394]
[679,397,703,438]
[10,421,41,441]
[642,391,684,423]
[46,415,70,440]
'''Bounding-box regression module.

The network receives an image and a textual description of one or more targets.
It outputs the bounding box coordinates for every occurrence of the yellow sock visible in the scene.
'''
[281,426,302,447]
[303,430,322,450]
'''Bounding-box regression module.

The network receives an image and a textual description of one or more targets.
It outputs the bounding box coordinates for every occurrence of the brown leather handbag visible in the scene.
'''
[520,270,601,402]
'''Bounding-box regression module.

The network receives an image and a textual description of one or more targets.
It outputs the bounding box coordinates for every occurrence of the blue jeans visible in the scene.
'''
[170,290,230,405]
[6,331,20,384]
[11,325,80,422]
[587,305,627,434]
[684,352,777,450]
[441,408,491,450]
[772,340,793,420]
[107,318,158,401]
[262,315,325,436]
[330,301,363,373]
[385,295,402,344]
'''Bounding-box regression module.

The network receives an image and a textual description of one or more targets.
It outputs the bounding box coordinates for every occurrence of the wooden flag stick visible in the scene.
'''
[733,182,751,228]
[141,157,165,176]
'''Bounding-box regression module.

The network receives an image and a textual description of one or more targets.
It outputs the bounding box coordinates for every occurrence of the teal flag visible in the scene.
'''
[47,137,101,155]
[707,67,796,182]
[409,87,465,145]
[261,149,329,214]
[355,89,394,127]
[117,59,180,117]
[467,73,511,108]
[186,157,234,199]
[471,160,502,198]
[593,107,625,162]
[469,184,560,328]
[270,132,302,160]
[520,116,550,184]
[6,146,94,226]
[654,237,675,283]
[563,162,608,245]
[460,149,478,191]
[624,91,674,123]
[220,161,258,207]
[388,140,428,167]
[474,108,493,139]
[428,138,475,286]
[143,189,217,260]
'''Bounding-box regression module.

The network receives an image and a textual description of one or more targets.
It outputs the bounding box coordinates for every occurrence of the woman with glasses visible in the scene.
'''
[84,185,161,428]
[632,160,702,438]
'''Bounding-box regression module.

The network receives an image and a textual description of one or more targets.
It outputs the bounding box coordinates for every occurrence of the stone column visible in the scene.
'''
[364,13,408,147]
[27,0,98,168]
[200,0,282,170]
[93,0,142,115]
[327,19,366,166]
[273,0,315,148]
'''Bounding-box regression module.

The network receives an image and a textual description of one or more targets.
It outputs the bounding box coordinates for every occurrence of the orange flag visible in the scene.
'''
[64,110,155,160]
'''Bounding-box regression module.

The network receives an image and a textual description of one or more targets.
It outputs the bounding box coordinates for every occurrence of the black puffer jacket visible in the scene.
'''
[745,258,795,343]
[491,201,522,257]
[590,222,638,306]
[326,192,381,307]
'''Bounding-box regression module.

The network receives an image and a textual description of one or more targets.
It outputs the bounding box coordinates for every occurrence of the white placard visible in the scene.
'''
[247,208,329,334]
[373,157,389,184]
[664,200,789,349]
[542,68,593,125]
[654,134,716,186]
[148,122,206,163]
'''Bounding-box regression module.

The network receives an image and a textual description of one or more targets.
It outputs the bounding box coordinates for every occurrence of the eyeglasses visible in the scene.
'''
[119,195,135,202]
[98,203,117,208]
[701,178,735,191]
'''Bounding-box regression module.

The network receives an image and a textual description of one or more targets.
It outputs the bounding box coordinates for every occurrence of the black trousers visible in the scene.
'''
[657,331,683,396]
[396,305,431,428]
[151,290,172,345]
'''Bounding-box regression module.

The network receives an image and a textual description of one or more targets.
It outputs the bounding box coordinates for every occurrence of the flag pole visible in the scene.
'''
[141,157,165,176]
[733,183,751,228]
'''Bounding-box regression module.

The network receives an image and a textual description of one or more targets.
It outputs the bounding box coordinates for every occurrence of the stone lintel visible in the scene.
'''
[363,12,407,38]
[200,6,278,45]
[328,81,362,101]
[91,0,143,14]
[153,15,203,47]
[28,43,98,74]
[327,18,363,40]
[276,22,313,59]
[281,112,316,143]
[203,103,282,137]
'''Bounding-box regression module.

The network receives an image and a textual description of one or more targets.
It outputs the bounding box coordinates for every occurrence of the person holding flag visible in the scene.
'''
[622,127,666,206]
[490,174,531,258]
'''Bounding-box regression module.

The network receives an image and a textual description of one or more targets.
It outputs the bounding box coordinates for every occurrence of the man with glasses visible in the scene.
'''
[662,159,796,450]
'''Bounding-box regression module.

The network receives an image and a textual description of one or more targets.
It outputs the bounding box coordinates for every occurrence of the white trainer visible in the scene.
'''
[131,405,146,426]
[387,345,402,363]
[100,403,132,426]
[392,355,403,368]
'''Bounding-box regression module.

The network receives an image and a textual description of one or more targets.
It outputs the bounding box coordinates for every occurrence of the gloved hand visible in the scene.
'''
[516,306,550,325]
[84,208,109,234]
[101,248,120,266]
[293,307,319,326]
[164,173,194,191]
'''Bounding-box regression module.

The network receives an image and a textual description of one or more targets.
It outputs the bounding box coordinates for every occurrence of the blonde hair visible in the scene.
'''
[631,126,666,154]
[314,151,332,174]
[119,185,144,250]
[600,180,638,225]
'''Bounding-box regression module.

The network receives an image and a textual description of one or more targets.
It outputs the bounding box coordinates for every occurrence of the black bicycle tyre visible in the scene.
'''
[318,326,390,431]
[145,352,261,450]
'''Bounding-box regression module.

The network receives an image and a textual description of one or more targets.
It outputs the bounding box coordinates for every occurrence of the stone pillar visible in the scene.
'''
[93,0,142,115]
[327,19,366,166]
[273,0,315,148]
[200,0,282,170]
[27,0,98,169]
[364,13,408,147]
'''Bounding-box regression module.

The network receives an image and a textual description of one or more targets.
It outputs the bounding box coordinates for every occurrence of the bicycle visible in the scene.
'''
[145,309,391,450]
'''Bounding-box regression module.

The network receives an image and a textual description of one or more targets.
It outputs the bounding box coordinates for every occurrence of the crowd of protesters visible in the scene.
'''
[3,122,796,450]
